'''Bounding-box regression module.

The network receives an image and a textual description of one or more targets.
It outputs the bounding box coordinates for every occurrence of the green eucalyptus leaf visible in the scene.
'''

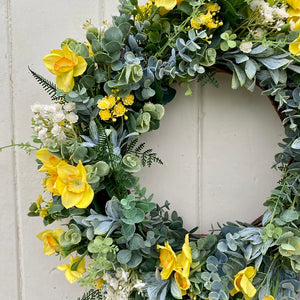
[117,249,132,264]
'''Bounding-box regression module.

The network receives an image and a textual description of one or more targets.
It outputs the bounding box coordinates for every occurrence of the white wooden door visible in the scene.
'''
[0,0,285,299]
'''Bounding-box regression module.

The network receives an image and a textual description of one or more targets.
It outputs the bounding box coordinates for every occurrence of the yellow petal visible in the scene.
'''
[56,71,75,92]
[57,163,80,184]
[53,228,64,240]
[155,0,177,10]
[61,44,77,62]
[57,264,68,271]
[243,266,256,280]
[75,186,94,208]
[174,271,190,291]
[43,53,62,75]
[61,188,84,209]
[229,286,239,296]
[55,177,66,195]
[240,274,256,298]
[64,269,83,283]
[73,56,87,77]
[157,241,177,279]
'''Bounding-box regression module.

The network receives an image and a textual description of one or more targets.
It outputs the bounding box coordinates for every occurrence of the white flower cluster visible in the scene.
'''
[102,268,145,300]
[239,41,253,53]
[250,0,289,30]
[31,102,78,146]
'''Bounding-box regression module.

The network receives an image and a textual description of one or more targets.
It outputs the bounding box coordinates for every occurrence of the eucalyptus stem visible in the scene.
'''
[154,1,205,58]
[0,142,39,153]
[256,253,279,293]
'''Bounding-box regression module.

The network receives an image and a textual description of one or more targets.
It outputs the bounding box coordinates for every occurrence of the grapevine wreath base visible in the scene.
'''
[14,0,300,299]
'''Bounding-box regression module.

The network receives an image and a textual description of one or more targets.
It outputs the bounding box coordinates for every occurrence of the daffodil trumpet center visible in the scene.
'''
[67,175,86,193]
[54,57,76,73]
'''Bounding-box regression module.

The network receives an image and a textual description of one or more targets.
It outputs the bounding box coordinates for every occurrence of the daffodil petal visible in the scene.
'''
[61,188,84,209]
[56,71,74,92]
[75,186,94,208]
[155,0,177,10]
[43,53,61,75]
[174,271,190,291]
[73,56,87,77]
[57,264,68,271]
[57,163,80,184]
[240,274,256,298]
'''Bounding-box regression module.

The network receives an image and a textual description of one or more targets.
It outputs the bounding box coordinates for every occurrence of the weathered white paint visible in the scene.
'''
[0,0,285,299]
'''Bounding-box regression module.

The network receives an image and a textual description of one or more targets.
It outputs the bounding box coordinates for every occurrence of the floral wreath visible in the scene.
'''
[7,0,300,299]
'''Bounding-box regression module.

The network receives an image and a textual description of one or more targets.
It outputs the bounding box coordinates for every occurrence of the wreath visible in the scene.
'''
[8,0,300,299]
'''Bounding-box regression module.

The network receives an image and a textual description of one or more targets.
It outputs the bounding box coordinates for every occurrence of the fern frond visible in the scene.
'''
[126,138,138,152]
[77,289,103,300]
[135,142,145,153]
[28,67,62,101]
[197,68,219,88]
[127,139,163,167]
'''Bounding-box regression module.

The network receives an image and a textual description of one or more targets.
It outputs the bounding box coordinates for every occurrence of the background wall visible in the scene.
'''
[0,0,285,299]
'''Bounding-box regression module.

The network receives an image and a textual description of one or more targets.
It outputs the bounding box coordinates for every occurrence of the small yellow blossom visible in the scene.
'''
[137,2,153,20]
[263,296,275,300]
[39,208,48,218]
[99,109,112,121]
[96,278,105,289]
[37,228,64,255]
[230,266,257,300]
[36,194,43,207]
[57,255,86,284]
[113,102,126,117]
[43,45,87,92]
[191,3,222,30]
[122,94,135,105]
[97,95,116,110]
[56,161,94,209]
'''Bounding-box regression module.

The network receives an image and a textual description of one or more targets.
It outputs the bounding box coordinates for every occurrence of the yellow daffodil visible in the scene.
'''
[230,266,257,300]
[286,0,300,11]
[154,0,183,11]
[37,228,63,255]
[36,148,65,195]
[157,240,177,279]
[43,45,87,92]
[56,161,94,209]
[57,255,86,284]
[174,234,192,293]
[36,148,62,173]
[157,234,192,294]
[263,296,275,300]
[290,20,300,56]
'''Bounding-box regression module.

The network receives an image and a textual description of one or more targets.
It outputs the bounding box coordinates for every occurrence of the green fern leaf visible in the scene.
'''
[77,289,103,300]
[197,68,219,88]
[28,67,61,101]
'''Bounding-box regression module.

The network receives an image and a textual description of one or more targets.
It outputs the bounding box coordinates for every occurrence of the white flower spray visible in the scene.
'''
[31,101,79,146]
